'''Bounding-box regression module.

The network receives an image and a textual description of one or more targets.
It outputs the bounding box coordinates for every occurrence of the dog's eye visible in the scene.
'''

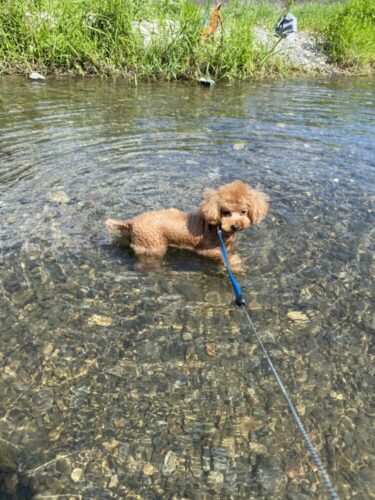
[240,210,247,215]
[221,209,231,217]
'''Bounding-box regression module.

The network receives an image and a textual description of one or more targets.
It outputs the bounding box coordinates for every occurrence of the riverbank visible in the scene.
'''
[0,0,374,80]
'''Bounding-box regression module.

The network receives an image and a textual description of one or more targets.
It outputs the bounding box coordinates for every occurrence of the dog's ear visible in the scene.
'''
[246,188,269,225]
[200,188,221,225]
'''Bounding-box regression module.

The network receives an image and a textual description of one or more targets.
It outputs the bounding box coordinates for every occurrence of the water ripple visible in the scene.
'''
[0,76,374,499]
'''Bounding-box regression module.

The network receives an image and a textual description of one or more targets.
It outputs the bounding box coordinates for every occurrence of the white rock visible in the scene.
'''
[29,72,45,81]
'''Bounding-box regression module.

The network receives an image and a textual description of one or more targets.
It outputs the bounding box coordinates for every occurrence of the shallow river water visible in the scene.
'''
[0,76,374,499]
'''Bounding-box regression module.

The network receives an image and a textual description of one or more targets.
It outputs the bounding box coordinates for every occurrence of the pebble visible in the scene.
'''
[113,418,125,428]
[87,314,112,327]
[248,298,263,311]
[256,456,287,495]
[249,441,267,454]
[207,470,224,486]
[296,402,306,416]
[287,310,309,322]
[108,474,119,488]
[47,190,70,203]
[182,332,193,341]
[143,463,156,476]
[29,319,48,335]
[11,290,34,307]
[330,391,345,401]
[205,343,216,357]
[3,472,18,494]
[201,446,211,472]
[48,430,61,442]
[286,461,305,479]
[71,468,83,482]
[221,437,236,459]
[102,439,120,452]
[39,343,54,356]
[235,415,263,438]
[162,451,178,475]
[204,291,222,304]
[0,438,19,470]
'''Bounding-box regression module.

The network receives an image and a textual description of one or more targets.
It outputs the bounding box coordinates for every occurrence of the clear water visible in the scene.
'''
[0,76,374,499]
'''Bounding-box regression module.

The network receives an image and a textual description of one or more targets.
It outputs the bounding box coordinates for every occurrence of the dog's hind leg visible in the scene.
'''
[131,237,168,271]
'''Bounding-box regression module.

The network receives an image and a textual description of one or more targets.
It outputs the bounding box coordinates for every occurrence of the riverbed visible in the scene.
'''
[0,76,374,498]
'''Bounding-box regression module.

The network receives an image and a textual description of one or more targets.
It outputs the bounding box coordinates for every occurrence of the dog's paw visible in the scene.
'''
[229,254,243,273]
[135,257,163,272]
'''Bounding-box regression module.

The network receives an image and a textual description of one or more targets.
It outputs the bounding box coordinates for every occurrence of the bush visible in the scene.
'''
[325,0,375,66]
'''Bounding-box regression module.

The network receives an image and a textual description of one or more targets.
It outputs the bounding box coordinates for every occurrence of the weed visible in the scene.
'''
[0,0,373,79]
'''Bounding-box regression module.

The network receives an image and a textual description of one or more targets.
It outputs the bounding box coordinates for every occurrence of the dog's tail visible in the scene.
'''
[106,218,132,237]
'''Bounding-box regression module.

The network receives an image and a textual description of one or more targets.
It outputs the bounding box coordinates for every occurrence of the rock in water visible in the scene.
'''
[162,450,178,475]
[28,72,45,82]
[198,77,215,86]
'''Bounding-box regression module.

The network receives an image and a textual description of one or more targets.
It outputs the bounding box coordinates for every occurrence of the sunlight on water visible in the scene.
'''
[0,76,374,498]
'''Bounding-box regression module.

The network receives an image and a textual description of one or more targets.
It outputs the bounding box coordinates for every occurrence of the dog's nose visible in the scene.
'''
[232,224,241,232]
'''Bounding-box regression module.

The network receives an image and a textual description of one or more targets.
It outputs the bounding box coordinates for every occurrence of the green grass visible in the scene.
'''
[0,0,373,79]
[290,0,375,69]
[291,2,344,32]
[324,0,375,67]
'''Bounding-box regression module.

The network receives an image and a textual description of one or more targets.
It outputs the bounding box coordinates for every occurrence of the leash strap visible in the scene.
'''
[217,227,245,306]
[217,227,339,500]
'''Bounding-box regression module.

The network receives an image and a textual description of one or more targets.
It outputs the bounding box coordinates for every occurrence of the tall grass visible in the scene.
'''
[324,0,375,67]
[0,0,373,79]
[0,0,284,79]
[290,0,375,69]
[291,2,343,32]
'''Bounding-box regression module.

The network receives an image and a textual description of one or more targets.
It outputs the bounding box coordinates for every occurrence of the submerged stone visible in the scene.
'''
[47,190,70,203]
[108,474,119,488]
[71,468,83,482]
[162,451,178,475]
[249,441,267,454]
[87,314,112,327]
[207,470,224,487]
[143,463,156,476]
[287,310,309,322]
[11,290,34,307]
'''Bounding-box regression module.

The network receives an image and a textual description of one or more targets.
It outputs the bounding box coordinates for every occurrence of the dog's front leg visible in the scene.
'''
[228,253,242,272]
[196,248,228,268]
[197,248,243,271]
[134,254,164,271]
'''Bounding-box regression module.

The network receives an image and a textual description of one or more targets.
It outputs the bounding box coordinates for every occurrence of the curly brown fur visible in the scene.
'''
[106,180,269,270]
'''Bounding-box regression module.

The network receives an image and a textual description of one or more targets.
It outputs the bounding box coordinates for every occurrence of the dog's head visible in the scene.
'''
[199,180,269,234]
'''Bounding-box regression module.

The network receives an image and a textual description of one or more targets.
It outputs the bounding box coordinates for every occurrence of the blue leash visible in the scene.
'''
[217,227,339,500]
[217,227,245,306]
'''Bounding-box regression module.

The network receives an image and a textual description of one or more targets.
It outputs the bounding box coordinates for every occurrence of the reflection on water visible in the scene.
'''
[0,76,374,499]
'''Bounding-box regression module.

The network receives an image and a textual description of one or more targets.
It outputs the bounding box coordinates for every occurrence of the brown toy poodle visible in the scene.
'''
[106,180,268,270]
